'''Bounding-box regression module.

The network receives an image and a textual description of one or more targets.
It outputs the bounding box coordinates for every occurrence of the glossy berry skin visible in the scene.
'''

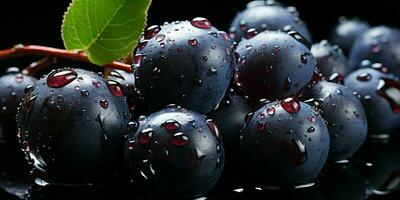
[134,19,234,114]
[208,90,252,183]
[235,31,315,101]
[16,68,130,184]
[329,17,370,54]
[240,99,330,186]
[0,67,37,149]
[105,69,146,117]
[311,40,349,77]
[348,26,400,76]
[229,1,312,43]
[302,81,368,161]
[124,107,224,199]
[345,68,400,137]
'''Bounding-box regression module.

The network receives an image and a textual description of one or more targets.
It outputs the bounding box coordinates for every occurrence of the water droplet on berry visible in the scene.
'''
[207,119,220,139]
[245,112,254,123]
[170,132,190,146]
[138,40,149,50]
[92,80,101,88]
[127,121,139,132]
[300,54,308,64]
[376,78,400,113]
[267,107,275,116]
[328,73,344,84]
[80,90,89,97]
[256,121,266,132]
[356,73,372,81]
[47,69,77,88]
[246,28,258,39]
[133,54,143,68]
[246,44,252,51]
[188,39,198,46]
[191,17,213,29]
[372,43,381,53]
[307,126,315,133]
[155,34,166,42]
[107,80,124,97]
[144,25,161,39]
[281,97,301,114]
[100,100,109,109]
[162,119,181,132]
[138,128,153,145]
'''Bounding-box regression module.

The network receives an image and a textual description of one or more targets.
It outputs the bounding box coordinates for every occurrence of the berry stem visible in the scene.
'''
[0,44,132,73]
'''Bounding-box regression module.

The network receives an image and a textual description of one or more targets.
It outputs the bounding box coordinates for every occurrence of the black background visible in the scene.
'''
[0,0,398,59]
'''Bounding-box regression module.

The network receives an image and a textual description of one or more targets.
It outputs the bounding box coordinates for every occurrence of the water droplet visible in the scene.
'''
[246,28,258,39]
[239,20,248,31]
[92,80,101,88]
[245,112,254,123]
[287,31,311,49]
[150,67,161,79]
[307,126,315,133]
[133,54,143,68]
[307,116,316,122]
[193,77,202,87]
[372,43,381,53]
[207,68,218,76]
[207,119,220,139]
[190,17,212,28]
[376,78,400,113]
[15,74,24,83]
[246,44,252,51]
[144,25,161,39]
[100,100,109,109]
[107,80,124,97]
[170,132,190,146]
[256,121,266,132]
[218,31,229,41]
[228,27,237,39]
[267,107,275,116]
[127,121,139,132]
[138,40,149,50]
[328,73,344,84]
[24,85,34,94]
[281,97,301,114]
[155,34,166,42]
[188,39,198,46]
[300,54,308,64]
[162,119,181,132]
[356,73,372,81]
[81,90,89,96]
[47,69,77,88]
[138,128,153,145]
[371,63,388,73]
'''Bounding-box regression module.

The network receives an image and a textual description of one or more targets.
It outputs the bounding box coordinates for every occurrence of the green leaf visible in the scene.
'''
[61,0,151,65]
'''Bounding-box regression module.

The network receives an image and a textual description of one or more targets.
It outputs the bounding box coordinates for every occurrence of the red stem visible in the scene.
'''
[0,44,132,73]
